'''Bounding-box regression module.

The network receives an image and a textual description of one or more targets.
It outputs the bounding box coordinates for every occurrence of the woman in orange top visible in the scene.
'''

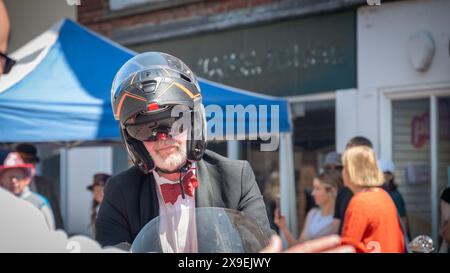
[341,146,405,253]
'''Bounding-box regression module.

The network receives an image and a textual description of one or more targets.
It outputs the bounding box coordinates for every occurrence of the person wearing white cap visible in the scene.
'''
[378,158,409,238]
[0,152,55,230]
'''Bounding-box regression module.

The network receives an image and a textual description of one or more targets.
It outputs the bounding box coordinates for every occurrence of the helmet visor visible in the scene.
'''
[125,106,189,142]
[126,122,176,142]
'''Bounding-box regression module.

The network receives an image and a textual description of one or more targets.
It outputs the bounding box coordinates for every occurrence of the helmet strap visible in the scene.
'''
[155,161,191,175]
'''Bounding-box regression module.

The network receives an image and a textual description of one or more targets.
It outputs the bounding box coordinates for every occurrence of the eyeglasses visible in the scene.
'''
[0,52,16,74]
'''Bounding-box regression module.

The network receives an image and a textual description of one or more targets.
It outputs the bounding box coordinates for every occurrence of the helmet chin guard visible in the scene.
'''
[112,52,207,174]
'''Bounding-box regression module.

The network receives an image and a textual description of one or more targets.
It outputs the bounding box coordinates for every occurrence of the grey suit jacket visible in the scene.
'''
[95,150,273,247]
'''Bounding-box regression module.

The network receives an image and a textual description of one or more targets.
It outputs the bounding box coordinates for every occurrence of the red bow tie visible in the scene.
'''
[160,171,199,205]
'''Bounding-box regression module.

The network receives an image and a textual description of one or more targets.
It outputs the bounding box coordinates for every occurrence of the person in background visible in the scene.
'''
[0,152,55,230]
[14,143,64,229]
[378,158,409,238]
[304,151,343,226]
[274,170,341,246]
[263,172,280,234]
[341,146,404,253]
[323,152,343,174]
[86,173,110,237]
[332,136,373,235]
[439,187,450,253]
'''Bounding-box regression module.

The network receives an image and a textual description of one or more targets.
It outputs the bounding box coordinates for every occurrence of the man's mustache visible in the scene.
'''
[154,139,180,150]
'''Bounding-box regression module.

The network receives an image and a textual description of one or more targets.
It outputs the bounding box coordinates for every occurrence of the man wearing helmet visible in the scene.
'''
[96,52,274,250]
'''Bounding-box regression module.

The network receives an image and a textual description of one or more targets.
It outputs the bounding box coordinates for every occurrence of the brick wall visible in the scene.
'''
[77,0,278,38]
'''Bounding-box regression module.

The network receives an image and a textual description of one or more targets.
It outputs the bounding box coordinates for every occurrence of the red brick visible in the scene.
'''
[77,0,279,38]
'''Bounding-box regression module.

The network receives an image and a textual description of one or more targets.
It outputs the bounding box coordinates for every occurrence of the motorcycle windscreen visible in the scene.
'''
[130,207,270,253]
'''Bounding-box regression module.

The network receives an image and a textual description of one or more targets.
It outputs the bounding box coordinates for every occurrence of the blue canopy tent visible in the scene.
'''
[0,19,297,235]
[0,19,291,142]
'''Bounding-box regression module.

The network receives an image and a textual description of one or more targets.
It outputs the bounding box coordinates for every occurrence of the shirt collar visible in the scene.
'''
[152,163,197,185]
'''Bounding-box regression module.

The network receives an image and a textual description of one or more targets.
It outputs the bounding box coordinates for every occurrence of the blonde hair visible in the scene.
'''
[264,172,280,200]
[342,146,384,187]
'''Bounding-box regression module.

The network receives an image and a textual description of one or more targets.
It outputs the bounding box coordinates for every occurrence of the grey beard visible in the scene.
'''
[151,146,187,172]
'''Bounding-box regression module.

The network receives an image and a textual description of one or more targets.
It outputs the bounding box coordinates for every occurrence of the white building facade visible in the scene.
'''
[337,0,450,241]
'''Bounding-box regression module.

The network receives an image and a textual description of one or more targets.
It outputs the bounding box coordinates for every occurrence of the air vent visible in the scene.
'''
[142,80,157,94]
[179,73,191,83]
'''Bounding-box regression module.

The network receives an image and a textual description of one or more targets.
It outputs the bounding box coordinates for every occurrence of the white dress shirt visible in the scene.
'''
[153,170,198,253]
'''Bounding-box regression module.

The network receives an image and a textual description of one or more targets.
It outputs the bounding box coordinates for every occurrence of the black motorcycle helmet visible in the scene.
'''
[111,52,207,174]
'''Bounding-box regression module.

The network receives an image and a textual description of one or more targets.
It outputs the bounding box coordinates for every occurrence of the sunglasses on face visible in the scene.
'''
[0,52,16,74]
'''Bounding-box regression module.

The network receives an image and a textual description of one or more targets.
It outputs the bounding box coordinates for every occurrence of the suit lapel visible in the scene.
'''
[139,173,159,229]
[195,160,214,207]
